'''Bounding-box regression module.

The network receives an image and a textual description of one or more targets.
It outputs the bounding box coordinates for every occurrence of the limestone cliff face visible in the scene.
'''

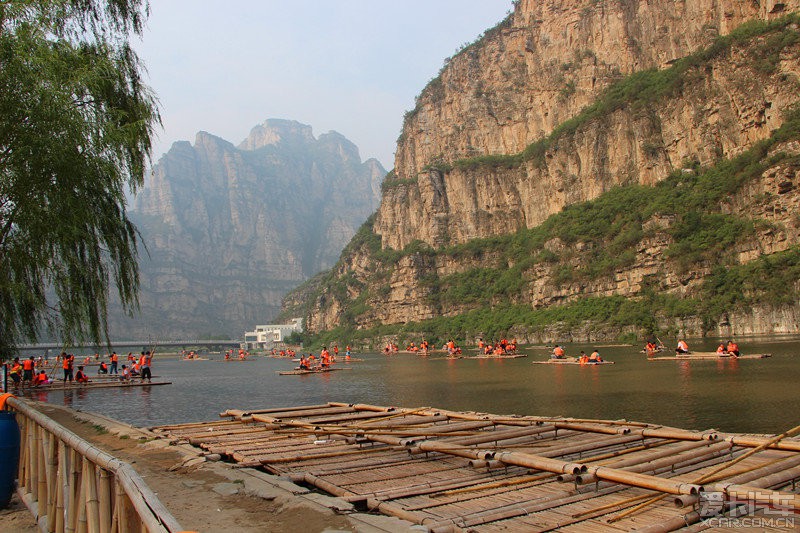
[382,0,800,250]
[290,1,800,339]
[108,120,384,339]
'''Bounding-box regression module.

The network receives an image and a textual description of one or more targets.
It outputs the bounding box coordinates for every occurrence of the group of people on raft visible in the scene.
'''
[223,349,250,360]
[8,349,154,388]
[297,345,352,371]
[478,338,517,355]
[550,345,604,363]
[643,339,741,357]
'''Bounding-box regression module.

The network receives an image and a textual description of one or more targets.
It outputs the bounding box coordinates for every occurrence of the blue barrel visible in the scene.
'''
[0,411,20,509]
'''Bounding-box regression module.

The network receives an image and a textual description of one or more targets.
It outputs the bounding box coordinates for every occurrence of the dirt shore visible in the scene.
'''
[6,401,418,532]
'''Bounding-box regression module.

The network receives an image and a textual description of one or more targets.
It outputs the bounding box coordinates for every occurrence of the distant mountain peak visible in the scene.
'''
[238,119,315,151]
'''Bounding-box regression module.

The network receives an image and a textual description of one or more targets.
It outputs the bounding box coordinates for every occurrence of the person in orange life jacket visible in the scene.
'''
[675,339,689,354]
[140,350,153,382]
[726,340,740,357]
[589,349,603,363]
[110,351,119,374]
[22,356,35,384]
[120,365,130,381]
[98,361,108,374]
[34,370,51,386]
[551,345,566,359]
[75,366,90,383]
[716,343,727,355]
[9,357,22,387]
[62,352,74,382]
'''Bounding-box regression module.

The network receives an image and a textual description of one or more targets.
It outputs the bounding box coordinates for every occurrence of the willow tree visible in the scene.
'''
[0,1,160,353]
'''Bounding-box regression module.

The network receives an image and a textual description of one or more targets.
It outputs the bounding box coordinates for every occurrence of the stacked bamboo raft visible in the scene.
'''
[150,402,800,532]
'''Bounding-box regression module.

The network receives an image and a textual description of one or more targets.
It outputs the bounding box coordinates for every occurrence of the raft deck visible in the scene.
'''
[17,380,171,392]
[649,353,772,361]
[151,402,800,532]
[532,359,615,365]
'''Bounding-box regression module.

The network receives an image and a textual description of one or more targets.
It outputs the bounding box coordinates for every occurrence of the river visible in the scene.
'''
[19,336,800,434]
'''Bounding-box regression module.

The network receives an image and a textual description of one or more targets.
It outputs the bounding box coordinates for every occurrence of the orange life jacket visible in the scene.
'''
[23,359,34,371]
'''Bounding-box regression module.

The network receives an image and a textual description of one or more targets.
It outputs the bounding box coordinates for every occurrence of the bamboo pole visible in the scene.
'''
[467,447,587,475]
[590,465,701,495]
[218,403,333,419]
[66,448,80,533]
[253,444,391,465]
[19,415,29,493]
[76,460,88,533]
[536,433,647,460]
[716,434,800,452]
[46,431,59,532]
[433,425,556,447]
[37,425,48,513]
[84,461,101,533]
[558,439,681,482]
[114,478,129,533]
[56,440,66,533]
[30,419,40,501]
[97,469,112,533]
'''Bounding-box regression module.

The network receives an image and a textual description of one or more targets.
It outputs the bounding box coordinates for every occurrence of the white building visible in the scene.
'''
[243,318,303,350]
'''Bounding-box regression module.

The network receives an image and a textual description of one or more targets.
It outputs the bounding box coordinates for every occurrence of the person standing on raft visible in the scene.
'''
[62,352,75,382]
[140,350,153,383]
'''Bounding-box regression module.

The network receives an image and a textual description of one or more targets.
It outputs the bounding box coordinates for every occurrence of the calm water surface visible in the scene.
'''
[25,337,800,434]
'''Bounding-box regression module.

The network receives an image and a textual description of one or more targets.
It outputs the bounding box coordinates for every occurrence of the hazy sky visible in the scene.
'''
[134,1,514,170]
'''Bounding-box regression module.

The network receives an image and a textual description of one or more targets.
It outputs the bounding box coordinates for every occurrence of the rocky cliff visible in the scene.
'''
[108,120,384,339]
[284,1,800,343]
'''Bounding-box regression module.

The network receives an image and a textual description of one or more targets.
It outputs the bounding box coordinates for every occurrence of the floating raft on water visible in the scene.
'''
[473,354,527,359]
[151,402,800,532]
[21,380,170,392]
[532,359,615,365]
[277,367,349,376]
[649,353,772,361]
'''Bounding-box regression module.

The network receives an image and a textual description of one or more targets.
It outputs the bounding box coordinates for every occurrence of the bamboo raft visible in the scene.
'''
[532,359,615,365]
[18,380,171,392]
[277,367,349,376]
[151,402,800,532]
[649,353,772,361]
[473,354,527,359]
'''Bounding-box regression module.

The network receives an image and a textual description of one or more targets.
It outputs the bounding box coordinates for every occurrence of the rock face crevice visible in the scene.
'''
[109,120,384,339]
[290,1,800,338]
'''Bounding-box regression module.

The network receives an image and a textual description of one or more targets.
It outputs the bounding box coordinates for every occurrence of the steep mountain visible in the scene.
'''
[283,0,800,344]
[108,119,384,339]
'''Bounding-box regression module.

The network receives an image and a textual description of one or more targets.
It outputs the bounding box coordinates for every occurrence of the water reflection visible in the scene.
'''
[16,338,800,435]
